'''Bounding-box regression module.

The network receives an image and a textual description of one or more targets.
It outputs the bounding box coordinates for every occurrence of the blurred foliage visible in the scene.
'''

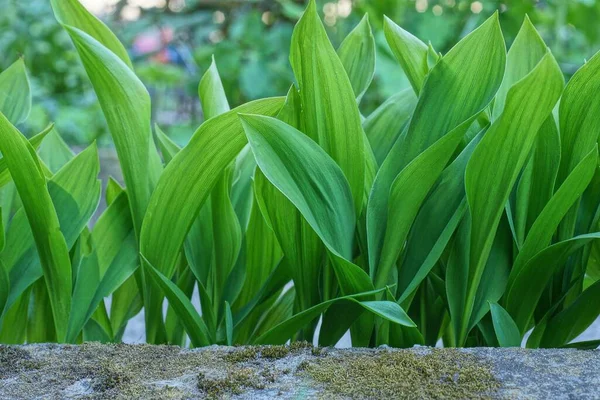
[0,0,107,143]
[1,0,600,144]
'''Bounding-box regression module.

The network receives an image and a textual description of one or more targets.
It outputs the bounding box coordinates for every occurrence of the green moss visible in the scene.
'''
[225,343,313,364]
[224,347,259,363]
[0,343,220,399]
[289,341,313,351]
[0,344,503,399]
[296,360,310,372]
[197,367,265,398]
[311,346,324,356]
[0,346,41,378]
[260,366,277,383]
[298,349,499,399]
[260,345,290,359]
[92,361,133,393]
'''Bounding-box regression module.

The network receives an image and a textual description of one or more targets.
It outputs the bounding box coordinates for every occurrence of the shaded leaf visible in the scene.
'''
[0,58,31,124]
[489,302,521,347]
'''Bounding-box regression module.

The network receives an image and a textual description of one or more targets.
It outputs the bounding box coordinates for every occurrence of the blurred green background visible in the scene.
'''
[2,0,599,145]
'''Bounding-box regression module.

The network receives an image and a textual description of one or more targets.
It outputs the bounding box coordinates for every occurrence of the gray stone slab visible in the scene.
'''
[0,343,598,399]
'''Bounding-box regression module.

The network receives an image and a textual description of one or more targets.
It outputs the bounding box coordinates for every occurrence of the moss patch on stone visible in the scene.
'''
[197,367,265,398]
[260,345,290,360]
[224,347,259,363]
[0,343,222,399]
[298,348,499,399]
[224,341,315,363]
[91,361,134,394]
[0,344,510,399]
[0,346,42,378]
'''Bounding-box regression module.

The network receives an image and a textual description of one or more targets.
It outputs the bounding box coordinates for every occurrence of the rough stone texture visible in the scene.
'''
[0,343,598,399]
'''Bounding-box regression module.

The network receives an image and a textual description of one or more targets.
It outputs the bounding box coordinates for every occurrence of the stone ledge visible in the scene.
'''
[0,343,598,399]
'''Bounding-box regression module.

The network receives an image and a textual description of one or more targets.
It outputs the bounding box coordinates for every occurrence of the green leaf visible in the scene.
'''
[507,147,598,296]
[38,128,75,173]
[241,113,377,345]
[198,281,217,339]
[398,128,484,303]
[374,124,464,289]
[233,200,282,311]
[250,287,295,340]
[337,14,376,101]
[359,301,414,327]
[557,49,600,239]
[48,143,101,243]
[0,286,30,343]
[143,257,212,347]
[0,124,53,189]
[253,288,412,344]
[492,16,548,120]
[241,114,355,261]
[0,213,7,316]
[68,251,100,343]
[51,0,133,68]
[506,233,600,334]
[368,14,506,276]
[0,207,3,251]
[63,25,161,235]
[539,279,600,348]
[493,19,559,247]
[0,259,8,318]
[225,301,233,346]
[83,317,112,343]
[383,16,428,94]
[66,191,137,342]
[463,51,563,345]
[198,56,230,120]
[364,89,417,166]
[153,124,216,293]
[140,97,284,285]
[242,113,377,344]
[514,117,560,246]
[446,211,513,340]
[0,58,31,124]
[166,267,196,346]
[105,177,124,205]
[468,214,513,331]
[198,58,241,314]
[252,86,323,317]
[557,50,600,187]
[233,260,291,330]
[154,124,179,165]
[210,172,242,310]
[291,0,365,212]
[230,145,257,230]
[489,302,521,347]
[27,280,57,342]
[5,143,101,311]
[0,113,72,342]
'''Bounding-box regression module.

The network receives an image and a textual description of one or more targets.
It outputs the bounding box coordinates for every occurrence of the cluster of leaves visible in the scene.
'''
[1,0,600,349]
